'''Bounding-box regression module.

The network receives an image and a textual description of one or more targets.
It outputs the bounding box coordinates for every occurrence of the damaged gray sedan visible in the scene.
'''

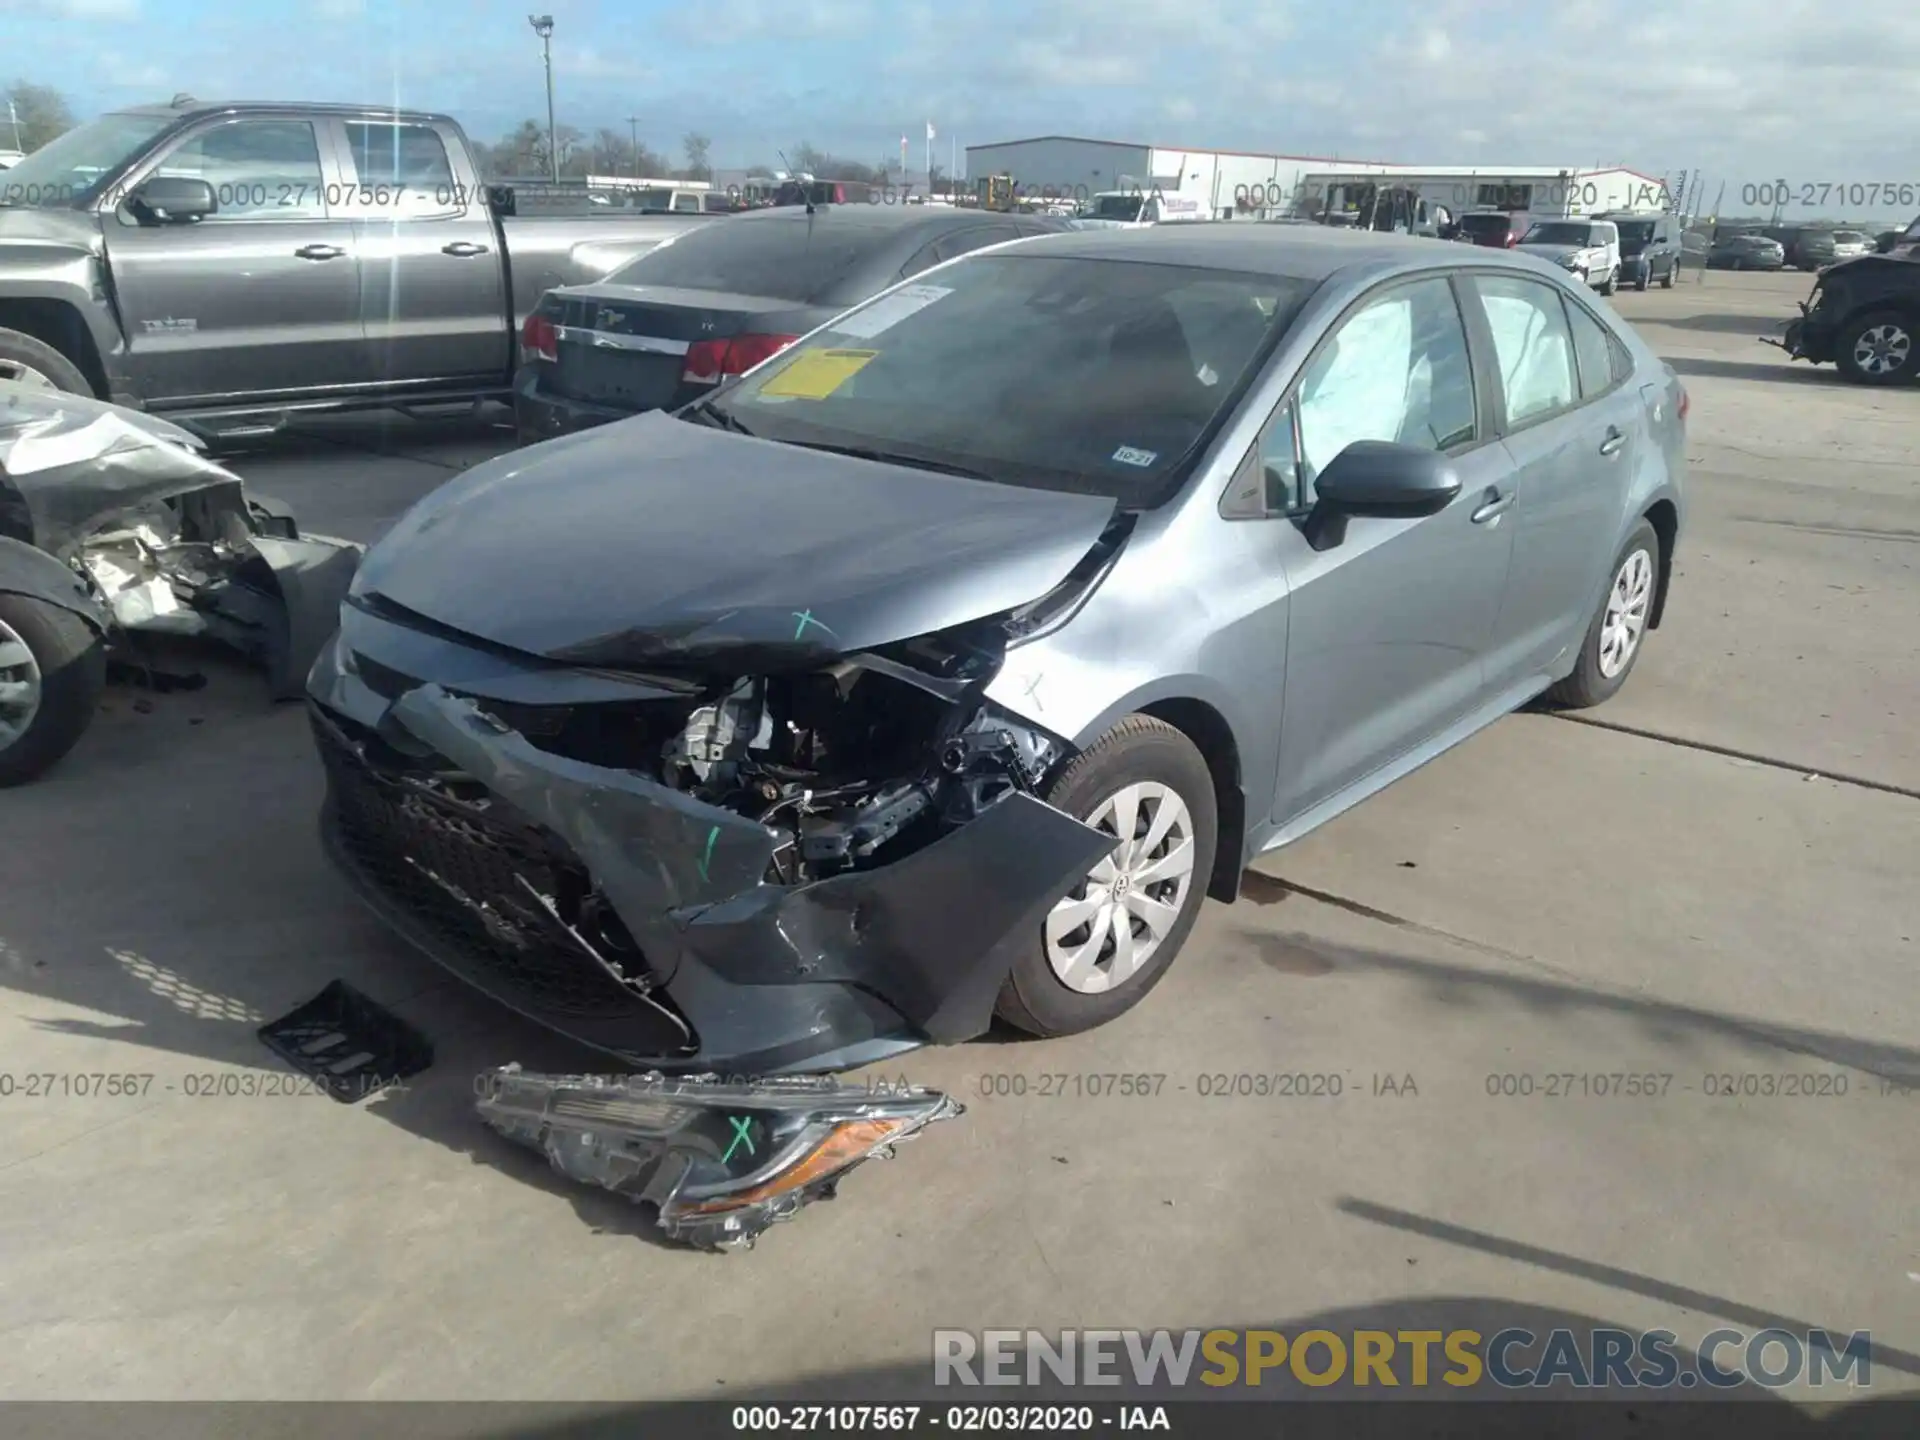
[0,386,360,784]
[309,225,1686,1074]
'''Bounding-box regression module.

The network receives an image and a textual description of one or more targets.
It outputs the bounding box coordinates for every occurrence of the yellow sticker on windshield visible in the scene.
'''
[758,348,877,399]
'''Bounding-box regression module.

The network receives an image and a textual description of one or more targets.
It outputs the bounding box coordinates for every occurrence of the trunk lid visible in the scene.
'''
[541,283,825,412]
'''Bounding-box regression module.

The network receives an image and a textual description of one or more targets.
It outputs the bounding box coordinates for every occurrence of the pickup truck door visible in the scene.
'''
[328,117,509,387]
[101,115,365,405]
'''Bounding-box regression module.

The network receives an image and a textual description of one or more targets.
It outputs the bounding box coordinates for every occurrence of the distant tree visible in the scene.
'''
[682,131,711,181]
[4,80,74,152]
[789,141,831,175]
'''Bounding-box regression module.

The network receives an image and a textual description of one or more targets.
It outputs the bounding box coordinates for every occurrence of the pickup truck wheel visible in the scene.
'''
[0,595,105,787]
[0,328,92,395]
[1836,310,1919,386]
[995,716,1218,1038]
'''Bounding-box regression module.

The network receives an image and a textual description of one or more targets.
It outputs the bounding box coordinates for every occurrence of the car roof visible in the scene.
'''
[113,100,446,124]
[724,204,1065,235]
[1003,221,1559,284]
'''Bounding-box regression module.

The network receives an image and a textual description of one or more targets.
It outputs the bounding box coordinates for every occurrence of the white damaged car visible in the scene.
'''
[1517,218,1623,294]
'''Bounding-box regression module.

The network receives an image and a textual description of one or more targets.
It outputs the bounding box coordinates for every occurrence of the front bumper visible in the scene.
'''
[307,610,1114,1075]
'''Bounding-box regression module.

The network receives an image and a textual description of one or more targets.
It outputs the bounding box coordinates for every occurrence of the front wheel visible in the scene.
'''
[0,593,106,786]
[1835,309,1918,385]
[995,716,1218,1038]
[1660,259,1677,288]
[1634,265,1650,292]
[0,327,92,395]
[1599,267,1618,295]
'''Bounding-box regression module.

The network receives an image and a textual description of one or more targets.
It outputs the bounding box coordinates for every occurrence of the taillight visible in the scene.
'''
[681,333,798,385]
[521,312,557,363]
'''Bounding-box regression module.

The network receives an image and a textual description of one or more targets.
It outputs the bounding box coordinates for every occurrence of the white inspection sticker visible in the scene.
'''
[1111,446,1158,467]
[828,283,953,339]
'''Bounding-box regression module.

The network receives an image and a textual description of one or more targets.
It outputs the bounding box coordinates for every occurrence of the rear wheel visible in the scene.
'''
[0,327,92,396]
[0,594,105,786]
[995,716,1217,1038]
[1543,520,1659,710]
[1835,310,1918,385]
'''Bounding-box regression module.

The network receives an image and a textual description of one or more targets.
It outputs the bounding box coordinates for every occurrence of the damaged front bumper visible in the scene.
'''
[476,1065,962,1250]
[308,605,1117,1075]
[0,387,360,696]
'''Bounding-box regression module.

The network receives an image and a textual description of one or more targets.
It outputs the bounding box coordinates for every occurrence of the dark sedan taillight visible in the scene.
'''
[682,333,798,385]
[521,312,558,364]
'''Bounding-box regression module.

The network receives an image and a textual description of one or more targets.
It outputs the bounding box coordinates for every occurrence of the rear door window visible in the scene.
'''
[1564,298,1621,399]
[1471,274,1580,427]
[342,121,460,218]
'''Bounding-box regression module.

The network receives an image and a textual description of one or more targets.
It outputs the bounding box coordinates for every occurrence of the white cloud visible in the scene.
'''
[1165,97,1198,122]
[1420,28,1451,61]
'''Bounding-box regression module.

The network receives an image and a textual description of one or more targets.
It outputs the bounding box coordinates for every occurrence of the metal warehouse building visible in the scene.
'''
[961,135,1404,217]
[963,137,1672,220]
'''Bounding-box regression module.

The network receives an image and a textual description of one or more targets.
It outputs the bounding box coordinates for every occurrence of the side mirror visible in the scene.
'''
[1300,441,1463,551]
[129,175,216,225]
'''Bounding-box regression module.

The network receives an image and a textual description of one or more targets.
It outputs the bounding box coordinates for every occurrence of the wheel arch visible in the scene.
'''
[1135,696,1246,904]
[0,299,111,398]
[1642,498,1679,629]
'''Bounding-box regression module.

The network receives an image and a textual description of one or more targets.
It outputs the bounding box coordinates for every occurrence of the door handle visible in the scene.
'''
[1470,487,1513,525]
[1598,426,1626,456]
[441,241,489,257]
[293,243,346,260]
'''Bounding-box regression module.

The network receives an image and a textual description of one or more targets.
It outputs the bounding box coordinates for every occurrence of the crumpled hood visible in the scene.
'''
[0,385,235,555]
[355,411,1119,668]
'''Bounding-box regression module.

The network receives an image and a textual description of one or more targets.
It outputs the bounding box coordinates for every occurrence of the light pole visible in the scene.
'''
[529,14,557,182]
[626,115,640,177]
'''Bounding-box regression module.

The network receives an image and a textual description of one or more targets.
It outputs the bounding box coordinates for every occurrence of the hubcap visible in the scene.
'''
[1597,548,1653,679]
[1044,781,1196,994]
[0,616,44,751]
[0,358,59,390]
[1853,324,1911,376]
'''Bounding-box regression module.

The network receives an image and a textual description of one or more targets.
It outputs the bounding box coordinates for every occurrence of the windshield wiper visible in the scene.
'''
[782,440,999,483]
[679,398,755,436]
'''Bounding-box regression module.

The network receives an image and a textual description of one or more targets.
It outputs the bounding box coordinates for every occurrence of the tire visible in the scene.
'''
[1599,267,1618,295]
[1834,309,1919,386]
[1634,266,1650,292]
[0,326,92,395]
[0,593,106,787]
[995,715,1218,1038]
[1660,259,1676,288]
[1542,519,1660,710]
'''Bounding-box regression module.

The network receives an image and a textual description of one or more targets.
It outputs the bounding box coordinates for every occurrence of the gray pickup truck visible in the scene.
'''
[0,98,710,433]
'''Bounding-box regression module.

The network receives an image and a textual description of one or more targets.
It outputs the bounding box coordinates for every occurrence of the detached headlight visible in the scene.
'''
[475,1065,963,1250]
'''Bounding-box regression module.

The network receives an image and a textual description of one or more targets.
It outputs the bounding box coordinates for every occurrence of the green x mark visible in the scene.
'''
[697,825,719,882]
[792,609,833,641]
[722,1115,757,1165]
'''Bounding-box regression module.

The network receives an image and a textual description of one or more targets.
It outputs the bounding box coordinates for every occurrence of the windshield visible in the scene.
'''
[1831,230,1868,244]
[0,111,176,208]
[698,255,1314,503]
[1089,194,1146,221]
[605,217,887,303]
[1523,222,1596,246]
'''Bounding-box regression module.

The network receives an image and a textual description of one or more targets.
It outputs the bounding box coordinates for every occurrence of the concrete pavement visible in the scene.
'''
[0,274,1913,1406]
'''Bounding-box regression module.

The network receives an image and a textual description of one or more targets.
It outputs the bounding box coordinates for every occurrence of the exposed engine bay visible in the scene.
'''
[0,386,361,699]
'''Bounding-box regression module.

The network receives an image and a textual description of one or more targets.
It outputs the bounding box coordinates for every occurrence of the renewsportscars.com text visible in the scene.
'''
[933,1328,1872,1391]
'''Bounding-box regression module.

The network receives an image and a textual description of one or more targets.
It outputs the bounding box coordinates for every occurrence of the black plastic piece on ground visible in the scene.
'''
[257,979,434,1102]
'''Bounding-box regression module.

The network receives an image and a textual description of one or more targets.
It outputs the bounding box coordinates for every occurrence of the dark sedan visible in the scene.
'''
[513,205,1068,442]
[1707,233,1786,271]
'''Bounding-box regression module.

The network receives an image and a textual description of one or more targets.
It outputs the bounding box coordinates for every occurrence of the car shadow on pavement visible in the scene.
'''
[1658,313,1800,336]
[4,677,1919,1253]
[1662,356,1853,387]
[489,1299,1913,1431]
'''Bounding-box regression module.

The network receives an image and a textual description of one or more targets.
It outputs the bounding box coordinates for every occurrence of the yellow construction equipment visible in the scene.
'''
[980,174,1016,212]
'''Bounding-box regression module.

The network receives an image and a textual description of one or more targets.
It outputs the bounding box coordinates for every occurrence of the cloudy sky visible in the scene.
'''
[6,0,1919,211]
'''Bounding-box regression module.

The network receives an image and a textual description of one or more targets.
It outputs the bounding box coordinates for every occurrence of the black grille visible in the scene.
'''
[313,708,690,1041]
